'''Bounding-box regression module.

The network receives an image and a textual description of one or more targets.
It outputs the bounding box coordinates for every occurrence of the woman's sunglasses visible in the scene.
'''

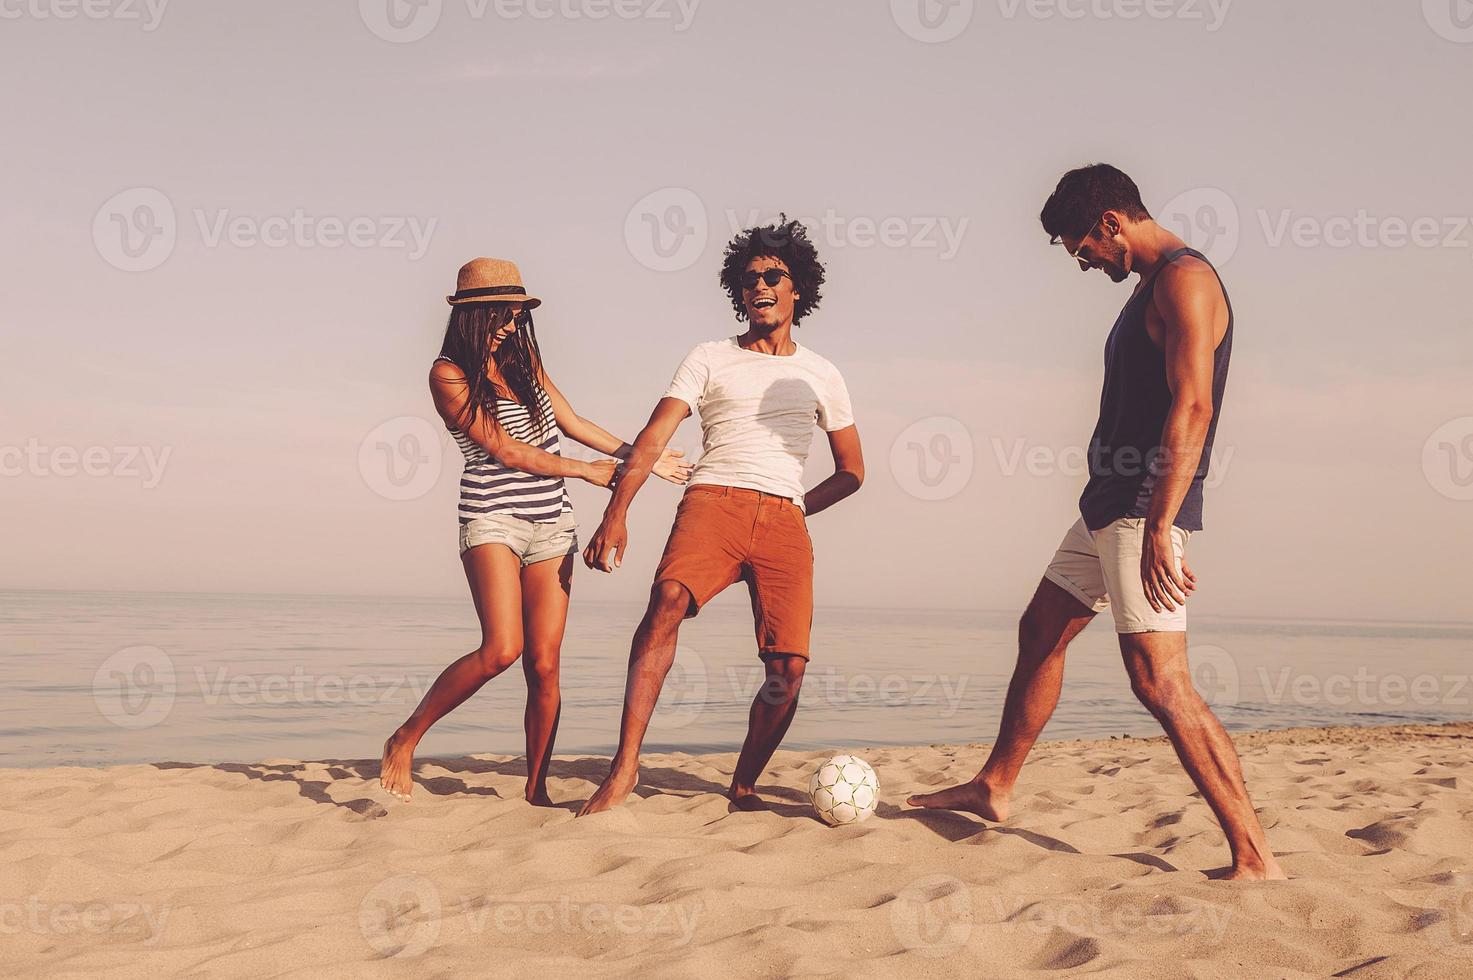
[740,268,792,290]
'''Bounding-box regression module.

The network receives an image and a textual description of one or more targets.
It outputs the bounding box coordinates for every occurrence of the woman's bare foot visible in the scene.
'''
[906,778,1010,822]
[379,730,417,802]
[577,767,637,816]
[526,785,556,807]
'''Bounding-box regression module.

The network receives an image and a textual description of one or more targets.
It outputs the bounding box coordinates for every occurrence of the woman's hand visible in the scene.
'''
[582,459,619,488]
[652,447,693,485]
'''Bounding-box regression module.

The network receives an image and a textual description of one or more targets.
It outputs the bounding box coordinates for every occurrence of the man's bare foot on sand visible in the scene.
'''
[905,777,1010,822]
[577,767,637,816]
[1219,856,1288,881]
[526,786,556,808]
[380,730,417,802]
[727,786,769,811]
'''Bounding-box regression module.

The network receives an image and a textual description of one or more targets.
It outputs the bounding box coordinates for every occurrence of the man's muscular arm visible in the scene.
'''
[1142,259,1222,613]
[582,397,691,572]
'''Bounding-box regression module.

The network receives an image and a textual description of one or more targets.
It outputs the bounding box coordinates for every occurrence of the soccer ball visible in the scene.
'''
[808,754,879,826]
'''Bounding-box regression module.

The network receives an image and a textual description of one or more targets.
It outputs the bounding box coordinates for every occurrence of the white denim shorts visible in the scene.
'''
[1043,517,1192,633]
[458,509,579,565]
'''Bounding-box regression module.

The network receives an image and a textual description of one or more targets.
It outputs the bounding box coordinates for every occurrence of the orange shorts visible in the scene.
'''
[653,483,815,660]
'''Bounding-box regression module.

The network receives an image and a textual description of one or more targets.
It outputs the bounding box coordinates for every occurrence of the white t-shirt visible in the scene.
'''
[663,336,855,510]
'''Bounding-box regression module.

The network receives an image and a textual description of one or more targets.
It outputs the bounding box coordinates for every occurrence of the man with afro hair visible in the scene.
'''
[579,216,864,816]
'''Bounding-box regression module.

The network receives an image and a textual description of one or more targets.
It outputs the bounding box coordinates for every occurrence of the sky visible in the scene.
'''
[3,0,1471,623]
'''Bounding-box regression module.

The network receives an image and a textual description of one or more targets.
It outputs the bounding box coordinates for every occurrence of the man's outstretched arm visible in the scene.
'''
[802,424,864,517]
[582,396,691,572]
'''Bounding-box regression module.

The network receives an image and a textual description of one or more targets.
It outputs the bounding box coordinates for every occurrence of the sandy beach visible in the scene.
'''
[7,722,1471,978]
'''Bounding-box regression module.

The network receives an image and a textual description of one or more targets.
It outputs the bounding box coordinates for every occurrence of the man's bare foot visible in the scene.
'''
[380,730,416,802]
[1219,856,1288,881]
[526,786,556,807]
[905,778,1010,822]
[727,786,769,811]
[577,768,637,817]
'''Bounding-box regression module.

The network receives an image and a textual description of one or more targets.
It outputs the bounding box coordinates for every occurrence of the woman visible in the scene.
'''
[380,258,691,804]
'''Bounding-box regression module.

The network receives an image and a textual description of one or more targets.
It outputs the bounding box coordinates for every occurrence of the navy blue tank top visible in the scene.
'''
[1079,246,1232,532]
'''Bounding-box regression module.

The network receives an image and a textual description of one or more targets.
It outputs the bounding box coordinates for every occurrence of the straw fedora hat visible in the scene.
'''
[445,257,541,308]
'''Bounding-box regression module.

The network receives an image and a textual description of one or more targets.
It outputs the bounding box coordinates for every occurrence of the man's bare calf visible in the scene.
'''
[577,580,690,816]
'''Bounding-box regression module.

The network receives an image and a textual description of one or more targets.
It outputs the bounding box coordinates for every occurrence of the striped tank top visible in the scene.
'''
[436,356,573,525]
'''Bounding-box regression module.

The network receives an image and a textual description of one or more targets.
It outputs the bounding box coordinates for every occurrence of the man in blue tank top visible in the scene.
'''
[909,164,1285,881]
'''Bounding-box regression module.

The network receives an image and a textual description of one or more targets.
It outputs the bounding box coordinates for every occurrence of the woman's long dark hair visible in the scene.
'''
[438,303,549,438]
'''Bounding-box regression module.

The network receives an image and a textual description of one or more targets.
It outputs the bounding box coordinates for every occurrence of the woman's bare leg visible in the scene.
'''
[380,544,524,802]
[519,552,574,805]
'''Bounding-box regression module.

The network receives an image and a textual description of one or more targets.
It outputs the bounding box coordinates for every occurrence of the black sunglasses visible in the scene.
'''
[740,268,791,290]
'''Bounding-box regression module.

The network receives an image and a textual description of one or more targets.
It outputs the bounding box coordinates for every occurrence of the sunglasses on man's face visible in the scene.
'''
[740,268,792,291]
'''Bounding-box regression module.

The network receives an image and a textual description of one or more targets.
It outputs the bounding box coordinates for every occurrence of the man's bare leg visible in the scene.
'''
[1120,630,1286,880]
[728,654,806,810]
[577,580,692,816]
[907,578,1095,820]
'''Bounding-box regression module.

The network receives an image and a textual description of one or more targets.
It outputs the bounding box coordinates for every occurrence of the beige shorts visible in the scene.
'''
[1043,517,1192,633]
[458,508,578,565]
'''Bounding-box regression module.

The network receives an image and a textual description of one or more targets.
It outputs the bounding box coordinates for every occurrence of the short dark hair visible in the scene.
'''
[718,215,825,325]
[1039,163,1151,241]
